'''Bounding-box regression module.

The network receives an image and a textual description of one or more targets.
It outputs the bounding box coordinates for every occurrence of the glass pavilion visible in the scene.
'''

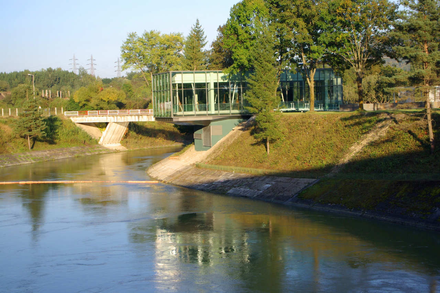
[152,69,343,119]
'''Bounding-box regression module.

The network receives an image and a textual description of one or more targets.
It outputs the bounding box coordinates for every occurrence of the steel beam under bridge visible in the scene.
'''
[65,110,154,148]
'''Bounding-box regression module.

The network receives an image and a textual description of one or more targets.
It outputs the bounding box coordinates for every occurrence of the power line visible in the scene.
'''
[115,58,122,78]
[69,54,79,74]
[87,55,97,76]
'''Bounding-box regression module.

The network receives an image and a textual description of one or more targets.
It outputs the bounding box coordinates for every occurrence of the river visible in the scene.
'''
[0,147,439,292]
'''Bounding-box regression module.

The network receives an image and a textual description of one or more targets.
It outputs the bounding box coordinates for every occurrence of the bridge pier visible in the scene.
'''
[99,122,129,147]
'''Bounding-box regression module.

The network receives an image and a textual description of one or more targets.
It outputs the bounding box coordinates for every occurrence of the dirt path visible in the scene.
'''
[328,113,394,176]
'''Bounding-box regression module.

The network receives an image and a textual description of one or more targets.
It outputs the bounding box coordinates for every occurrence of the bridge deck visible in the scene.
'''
[65,109,154,123]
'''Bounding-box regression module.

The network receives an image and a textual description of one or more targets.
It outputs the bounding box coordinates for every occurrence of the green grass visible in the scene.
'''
[207,112,381,177]
[299,179,440,218]
[0,116,97,154]
[342,112,440,178]
[206,111,440,179]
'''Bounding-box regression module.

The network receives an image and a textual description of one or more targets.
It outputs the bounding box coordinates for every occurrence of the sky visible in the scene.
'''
[1,0,241,78]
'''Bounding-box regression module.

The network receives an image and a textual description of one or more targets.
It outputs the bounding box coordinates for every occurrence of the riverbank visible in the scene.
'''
[0,117,189,168]
[0,145,115,168]
[147,111,440,231]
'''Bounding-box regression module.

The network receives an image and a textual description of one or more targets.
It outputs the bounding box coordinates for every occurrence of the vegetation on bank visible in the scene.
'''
[0,116,189,155]
[298,179,440,221]
[121,122,191,149]
[0,116,96,154]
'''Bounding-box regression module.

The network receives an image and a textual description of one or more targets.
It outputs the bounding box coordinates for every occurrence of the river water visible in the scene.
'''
[0,147,439,293]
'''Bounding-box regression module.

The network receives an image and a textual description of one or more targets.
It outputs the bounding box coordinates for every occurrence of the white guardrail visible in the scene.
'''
[64,109,153,116]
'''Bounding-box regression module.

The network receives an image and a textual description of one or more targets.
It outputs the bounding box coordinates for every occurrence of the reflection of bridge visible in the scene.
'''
[65,109,154,148]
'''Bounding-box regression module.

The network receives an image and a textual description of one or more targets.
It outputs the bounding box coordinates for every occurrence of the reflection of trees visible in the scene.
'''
[128,188,286,291]
[127,190,440,291]
[20,184,50,242]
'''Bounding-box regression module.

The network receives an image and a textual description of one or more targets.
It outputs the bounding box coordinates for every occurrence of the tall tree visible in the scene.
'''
[268,0,329,112]
[121,31,160,87]
[183,19,208,70]
[223,0,269,74]
[208,25,233,70]
[324,0,397,110]
[160,33,185,72]
[246,22,283,155]
[121,31,183,86]
[392,0,440,153]
[15,98,46,150]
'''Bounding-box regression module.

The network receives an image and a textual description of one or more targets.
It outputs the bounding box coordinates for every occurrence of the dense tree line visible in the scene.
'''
[0,67,149,111]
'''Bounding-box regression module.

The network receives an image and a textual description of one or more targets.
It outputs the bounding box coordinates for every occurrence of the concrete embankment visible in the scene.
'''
[148,154,440,231]
[147,118,440,231]
[147,120,319,211]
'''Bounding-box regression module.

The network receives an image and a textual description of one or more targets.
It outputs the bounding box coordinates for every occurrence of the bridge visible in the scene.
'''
[65,109,154,148]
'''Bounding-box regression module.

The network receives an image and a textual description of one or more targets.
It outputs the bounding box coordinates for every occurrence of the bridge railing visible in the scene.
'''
[64,109,153,117]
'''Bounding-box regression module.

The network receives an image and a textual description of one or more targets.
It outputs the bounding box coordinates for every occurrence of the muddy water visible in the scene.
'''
[0,147,439,292]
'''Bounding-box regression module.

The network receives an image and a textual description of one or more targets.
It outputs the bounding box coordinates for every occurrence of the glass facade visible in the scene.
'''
[278,69,343,111]
[153,69,343,118]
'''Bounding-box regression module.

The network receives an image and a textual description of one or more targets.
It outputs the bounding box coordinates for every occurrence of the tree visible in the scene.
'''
[73,82,126,110]
[392,0,440,153]
[121,31,184,87]
[15,98,46,150]
[268,0,329,112]
[73,82,101,109]
[208,25,233,70]
[223,0,269,74]
[0,80,9,91]
[94,87,126,109]
[9,84,32,107]
[122,82,134,99]
[324,0,397,110]
[121,31,159,87]
[183,19,208,70]
[159,33,185,71]
[245,22,283,155]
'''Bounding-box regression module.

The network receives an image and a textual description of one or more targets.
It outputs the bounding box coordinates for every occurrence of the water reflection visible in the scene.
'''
[0,148,439,292]
[127,186,440,292]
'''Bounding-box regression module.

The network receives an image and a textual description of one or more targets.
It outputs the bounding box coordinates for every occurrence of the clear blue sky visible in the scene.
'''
[1,0,241,78]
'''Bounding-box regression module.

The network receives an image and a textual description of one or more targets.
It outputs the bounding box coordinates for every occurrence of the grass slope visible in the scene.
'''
[0,117,96,154]
[207,112,381,177]
[205,110,440,222]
